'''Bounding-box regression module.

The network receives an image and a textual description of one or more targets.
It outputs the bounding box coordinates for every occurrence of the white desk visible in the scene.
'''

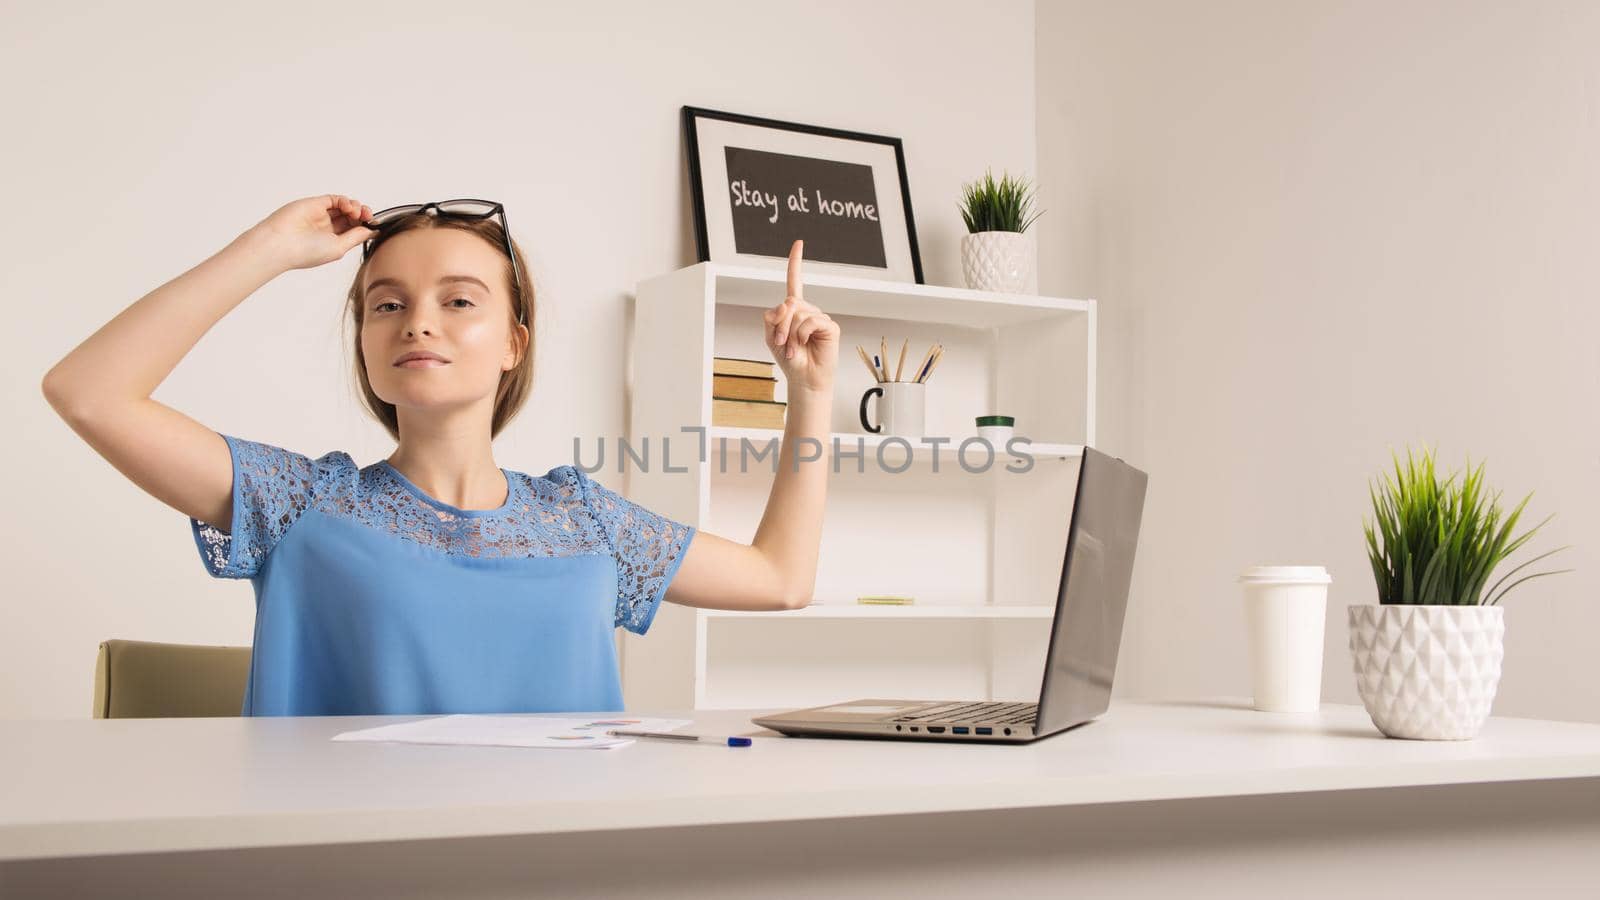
[4,699,1599,898]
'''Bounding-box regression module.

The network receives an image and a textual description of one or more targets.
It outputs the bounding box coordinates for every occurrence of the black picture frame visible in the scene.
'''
[682,105,924,284]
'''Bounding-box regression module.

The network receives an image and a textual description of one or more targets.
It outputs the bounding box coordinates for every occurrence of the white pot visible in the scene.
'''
[1348,604,1505,740]
[960,231,1035,293]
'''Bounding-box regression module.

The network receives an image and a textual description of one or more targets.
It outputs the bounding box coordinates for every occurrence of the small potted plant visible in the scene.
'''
[957,168,1043,294]
[1351,446,1572,740]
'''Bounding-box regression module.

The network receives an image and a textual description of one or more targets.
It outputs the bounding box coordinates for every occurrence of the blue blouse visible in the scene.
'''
[188,434,697,717]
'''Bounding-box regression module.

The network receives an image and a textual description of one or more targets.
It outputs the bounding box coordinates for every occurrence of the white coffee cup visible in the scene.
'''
[1238,565,1332,712]
[859,383,926,438]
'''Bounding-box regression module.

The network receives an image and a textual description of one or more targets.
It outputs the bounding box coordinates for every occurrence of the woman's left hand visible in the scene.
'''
[764,239,840,394]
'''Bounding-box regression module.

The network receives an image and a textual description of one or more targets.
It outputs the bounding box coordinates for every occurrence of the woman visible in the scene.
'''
[41,194,840,716]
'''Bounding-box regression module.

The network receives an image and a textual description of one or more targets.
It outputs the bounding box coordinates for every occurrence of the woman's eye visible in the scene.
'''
[448,297,474,308]
[375,301,400,313]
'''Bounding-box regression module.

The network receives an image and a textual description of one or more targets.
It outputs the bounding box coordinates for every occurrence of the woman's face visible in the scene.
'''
[359,228,524,415]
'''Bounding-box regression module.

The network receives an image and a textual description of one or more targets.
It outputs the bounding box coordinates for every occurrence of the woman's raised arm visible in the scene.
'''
[41,194,375,532]
[664,240,841,610]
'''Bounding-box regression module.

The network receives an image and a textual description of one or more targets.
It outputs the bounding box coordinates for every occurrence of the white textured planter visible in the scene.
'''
[960,231,1035,293]
[1348,604,1506,740]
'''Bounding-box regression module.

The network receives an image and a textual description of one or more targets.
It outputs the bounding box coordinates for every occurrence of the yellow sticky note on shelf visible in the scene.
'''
[856,595,916,605]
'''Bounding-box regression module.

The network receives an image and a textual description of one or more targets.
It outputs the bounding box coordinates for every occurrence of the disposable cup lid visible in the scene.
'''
[976,415,1015,426]
[1237,565,1331,585]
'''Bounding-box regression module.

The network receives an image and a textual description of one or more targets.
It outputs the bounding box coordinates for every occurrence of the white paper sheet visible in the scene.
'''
[330,714,696,750]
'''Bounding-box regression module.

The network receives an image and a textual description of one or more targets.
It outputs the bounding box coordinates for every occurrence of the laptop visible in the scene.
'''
[751,445,1148,744]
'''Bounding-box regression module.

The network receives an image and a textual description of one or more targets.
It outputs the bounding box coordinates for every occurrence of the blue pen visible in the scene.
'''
[606,729,753,747]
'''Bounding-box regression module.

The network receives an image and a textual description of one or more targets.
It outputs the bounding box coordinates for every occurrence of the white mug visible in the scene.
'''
[859,383,926,438]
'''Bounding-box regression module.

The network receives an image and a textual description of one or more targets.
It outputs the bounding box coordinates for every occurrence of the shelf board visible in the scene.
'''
[701,604,1055,620]
[696,262,1092,329]
[705,426,1081,466]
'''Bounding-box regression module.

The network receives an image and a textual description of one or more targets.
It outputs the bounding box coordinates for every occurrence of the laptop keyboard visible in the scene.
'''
[892,701,1037,726]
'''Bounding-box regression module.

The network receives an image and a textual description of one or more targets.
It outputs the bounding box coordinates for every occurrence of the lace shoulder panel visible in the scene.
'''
[309,463,606,560]
[190,434,355,579]
[562,466,697,636]
[192,452,697,631]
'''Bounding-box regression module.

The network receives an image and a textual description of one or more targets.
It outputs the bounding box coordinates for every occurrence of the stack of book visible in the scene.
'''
[712,357,785,429]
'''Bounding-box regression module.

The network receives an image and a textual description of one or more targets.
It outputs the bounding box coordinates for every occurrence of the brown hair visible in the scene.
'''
[343,214,536,442]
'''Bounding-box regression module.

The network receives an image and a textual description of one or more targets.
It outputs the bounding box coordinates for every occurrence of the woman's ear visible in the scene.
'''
[504,322,528,370]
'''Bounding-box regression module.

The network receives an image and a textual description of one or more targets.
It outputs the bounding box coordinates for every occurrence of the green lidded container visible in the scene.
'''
[975,415,1015,426]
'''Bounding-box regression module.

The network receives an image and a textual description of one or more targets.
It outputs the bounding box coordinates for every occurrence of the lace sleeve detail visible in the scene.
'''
[571,468,697,636]
[188,434,349,579]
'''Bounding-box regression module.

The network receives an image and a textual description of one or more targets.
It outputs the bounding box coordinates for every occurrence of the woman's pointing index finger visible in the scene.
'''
[786,239,804,301]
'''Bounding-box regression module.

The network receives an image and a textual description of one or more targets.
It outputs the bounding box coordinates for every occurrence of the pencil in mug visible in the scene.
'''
[880,337,889,384]
[911,341,938,383]
[855,345,880,382]
[915,336,934,377]
[921,344,945,382]
[893,337,909,382]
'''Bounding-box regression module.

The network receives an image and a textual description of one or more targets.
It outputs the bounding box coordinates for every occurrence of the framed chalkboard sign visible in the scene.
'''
[682,105,924,284]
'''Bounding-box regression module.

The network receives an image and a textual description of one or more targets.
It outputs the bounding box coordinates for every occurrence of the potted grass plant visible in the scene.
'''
[1351,446,1572,740]
[957,169,1043,294]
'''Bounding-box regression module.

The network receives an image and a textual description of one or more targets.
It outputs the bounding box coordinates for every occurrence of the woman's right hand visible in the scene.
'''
[244,194,377,272]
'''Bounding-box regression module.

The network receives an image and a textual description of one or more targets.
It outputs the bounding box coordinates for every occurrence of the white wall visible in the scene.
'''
[1038,0,1600,722]
[3,0,1038,719]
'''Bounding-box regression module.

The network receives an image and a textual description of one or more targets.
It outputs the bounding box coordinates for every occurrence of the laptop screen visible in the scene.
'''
[1034,446,1148,733]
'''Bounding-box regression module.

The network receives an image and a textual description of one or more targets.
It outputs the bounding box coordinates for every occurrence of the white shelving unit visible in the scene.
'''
[623,261,1096,711]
